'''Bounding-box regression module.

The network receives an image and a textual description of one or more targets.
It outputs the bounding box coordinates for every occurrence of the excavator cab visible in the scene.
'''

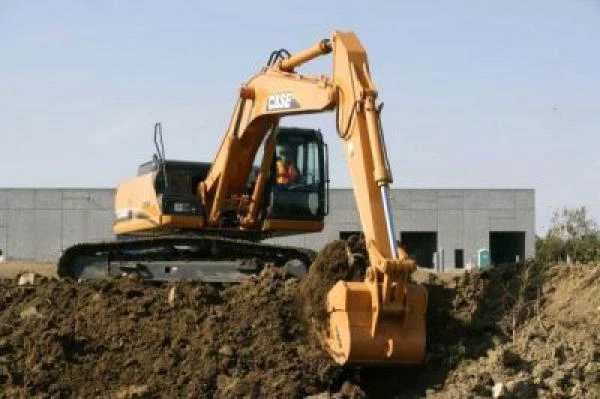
[266,127,328,225]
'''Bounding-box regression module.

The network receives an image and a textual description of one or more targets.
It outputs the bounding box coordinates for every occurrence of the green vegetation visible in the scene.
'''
[536,206,600,263]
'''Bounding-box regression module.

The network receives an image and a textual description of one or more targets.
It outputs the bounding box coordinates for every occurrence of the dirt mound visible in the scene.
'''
[345,262,600,398]
[0,243,598,398]
[429,263,600,398]
[0,270,339,397]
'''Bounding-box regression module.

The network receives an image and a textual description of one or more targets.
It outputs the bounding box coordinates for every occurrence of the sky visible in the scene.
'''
[1,0,599,234]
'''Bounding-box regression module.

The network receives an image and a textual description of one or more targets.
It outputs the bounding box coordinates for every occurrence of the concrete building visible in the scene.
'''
[268,189,535,270]
[0,189,114,262]
[0,188,534,270]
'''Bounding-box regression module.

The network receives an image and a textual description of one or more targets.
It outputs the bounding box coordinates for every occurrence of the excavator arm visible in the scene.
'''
[200,31,427,365]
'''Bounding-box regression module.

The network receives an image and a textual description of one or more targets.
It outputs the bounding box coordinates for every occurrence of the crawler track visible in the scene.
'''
[58,235,315,282]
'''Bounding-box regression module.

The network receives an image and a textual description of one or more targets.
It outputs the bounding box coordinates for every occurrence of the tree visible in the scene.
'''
[535,234,564,263]
[548,207,598,240]
[537,206,600,264]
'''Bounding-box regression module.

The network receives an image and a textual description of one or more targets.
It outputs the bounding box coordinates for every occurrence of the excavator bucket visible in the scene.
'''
[325,280,427,365]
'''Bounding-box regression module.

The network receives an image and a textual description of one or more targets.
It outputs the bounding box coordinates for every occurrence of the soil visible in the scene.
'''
[0,241,598,398]
[299,236,367,329]
[339,261,600,398]
[0,270,339,398]
[425,262,600,398]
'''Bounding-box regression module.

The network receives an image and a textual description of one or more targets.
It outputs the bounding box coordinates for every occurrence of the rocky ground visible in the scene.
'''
[0,241,598,398]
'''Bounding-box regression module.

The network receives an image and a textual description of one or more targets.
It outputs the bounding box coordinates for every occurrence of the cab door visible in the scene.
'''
[265,127,328,230]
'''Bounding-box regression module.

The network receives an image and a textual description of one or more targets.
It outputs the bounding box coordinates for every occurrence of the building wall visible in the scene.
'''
[0,189,114,261]
[267,189,536,270]
[0,188,535,269]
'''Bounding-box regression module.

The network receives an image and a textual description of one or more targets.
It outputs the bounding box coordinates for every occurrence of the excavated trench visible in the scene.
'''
[0,239,598,398]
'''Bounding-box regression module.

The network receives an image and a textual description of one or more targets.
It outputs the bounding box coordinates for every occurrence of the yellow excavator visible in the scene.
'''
[58,31,427,366]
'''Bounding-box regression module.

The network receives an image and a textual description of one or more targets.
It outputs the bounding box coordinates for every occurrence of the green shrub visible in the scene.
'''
[536,207,600,264]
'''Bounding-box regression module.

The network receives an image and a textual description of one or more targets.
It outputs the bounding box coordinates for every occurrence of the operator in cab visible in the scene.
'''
[276,147,298,185]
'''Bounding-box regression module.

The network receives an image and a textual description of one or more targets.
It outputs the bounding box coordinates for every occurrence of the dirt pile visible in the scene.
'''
[345,261,600,398]
[428,262,600,398]
[0,269,339,397]
[0,241,598,398]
